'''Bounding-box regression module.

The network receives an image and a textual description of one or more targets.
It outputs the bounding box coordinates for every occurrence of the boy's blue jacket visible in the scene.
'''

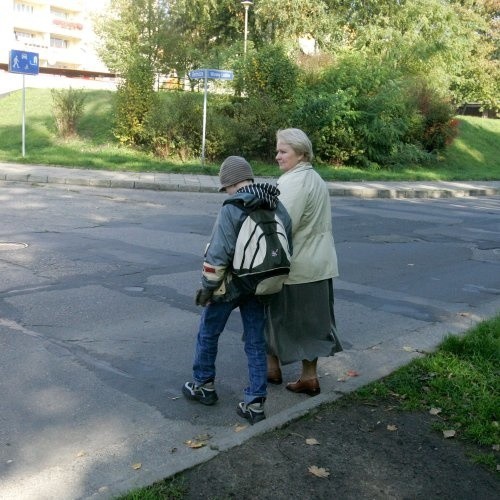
[201,183,292,301]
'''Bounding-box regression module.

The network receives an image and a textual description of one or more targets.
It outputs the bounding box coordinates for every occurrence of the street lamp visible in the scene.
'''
[241,1,253,54]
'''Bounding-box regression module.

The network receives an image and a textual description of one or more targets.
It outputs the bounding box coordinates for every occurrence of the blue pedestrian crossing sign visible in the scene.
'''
[9,50,39,76]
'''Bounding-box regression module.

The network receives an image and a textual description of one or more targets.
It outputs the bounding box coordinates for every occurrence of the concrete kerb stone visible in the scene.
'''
[0,163,499,198]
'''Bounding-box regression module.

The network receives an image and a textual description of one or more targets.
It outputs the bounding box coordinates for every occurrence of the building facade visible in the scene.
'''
[0,0,110,73]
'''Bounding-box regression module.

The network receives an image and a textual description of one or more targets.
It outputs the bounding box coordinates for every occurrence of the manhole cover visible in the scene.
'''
[0,242,28,250]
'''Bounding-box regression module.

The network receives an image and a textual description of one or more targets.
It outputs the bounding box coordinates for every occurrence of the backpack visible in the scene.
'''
[231,206,291,295]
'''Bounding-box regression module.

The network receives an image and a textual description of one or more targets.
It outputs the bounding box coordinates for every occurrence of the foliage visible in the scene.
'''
[94,0,168,146]
[410,82,459,152]
[117,476,187,499]
[114,59,157,146]
[237,44,299,103]
[148,91,203,160]
[254,0,340,52]
[220,95,288,161]
[93,0,168,76]
[50,87,86,138]
[292,90,362,165]
[331,0,500,111]
[163,0,243,77]
[294,54,433,167]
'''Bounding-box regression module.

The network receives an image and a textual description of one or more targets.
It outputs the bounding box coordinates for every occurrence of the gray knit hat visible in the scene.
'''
[218,156,254,192]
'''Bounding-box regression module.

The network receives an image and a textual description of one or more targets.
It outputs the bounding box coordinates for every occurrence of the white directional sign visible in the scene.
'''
[9,50,39,76]
[207,69,234,80]
[189,68,234,80]
[189,69,206,79]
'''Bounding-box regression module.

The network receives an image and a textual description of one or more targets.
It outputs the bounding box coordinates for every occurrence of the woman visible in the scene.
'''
[265,128,342,396]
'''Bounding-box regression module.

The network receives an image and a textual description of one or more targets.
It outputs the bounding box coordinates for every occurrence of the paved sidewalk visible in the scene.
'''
[1,162,499,198]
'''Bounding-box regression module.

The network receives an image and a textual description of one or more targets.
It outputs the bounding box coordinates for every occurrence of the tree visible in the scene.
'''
[162,0,243,76]
[254,0,334,50]
[94,0,168,76]
[325,0,499,110]
[93,0,169,145]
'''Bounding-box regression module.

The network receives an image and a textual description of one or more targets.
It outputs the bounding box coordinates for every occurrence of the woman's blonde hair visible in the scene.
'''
[276,128,314,162]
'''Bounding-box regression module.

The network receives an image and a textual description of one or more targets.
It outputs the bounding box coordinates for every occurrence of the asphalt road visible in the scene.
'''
[1,181,499,499]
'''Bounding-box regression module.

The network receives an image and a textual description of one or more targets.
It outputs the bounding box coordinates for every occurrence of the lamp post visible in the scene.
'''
[241,1,253,54]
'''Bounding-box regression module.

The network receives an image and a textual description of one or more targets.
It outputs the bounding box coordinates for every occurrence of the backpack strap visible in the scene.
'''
[223,198,254,215]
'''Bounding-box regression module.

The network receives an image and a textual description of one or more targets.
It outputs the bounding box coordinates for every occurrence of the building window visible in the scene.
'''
[50,8,69,19]
[50,37,69,49]
[15,30,35,41]
[14,2,34,14]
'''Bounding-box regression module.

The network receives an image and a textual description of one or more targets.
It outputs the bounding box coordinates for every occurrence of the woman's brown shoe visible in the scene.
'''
[286,378,320,396]
[267,368,283,385]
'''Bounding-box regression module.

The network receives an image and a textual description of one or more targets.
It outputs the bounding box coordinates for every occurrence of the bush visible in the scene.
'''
[292,90,363,164]
[237,44,298,103]
[114,59,156,146]
[51,87,86,138]
[149,92,203,160]
[411,82,459,152]
[294,55,434,167]
[223,95,287,161]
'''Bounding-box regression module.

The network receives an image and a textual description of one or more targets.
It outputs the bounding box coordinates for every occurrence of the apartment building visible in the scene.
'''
[0,0,110,73]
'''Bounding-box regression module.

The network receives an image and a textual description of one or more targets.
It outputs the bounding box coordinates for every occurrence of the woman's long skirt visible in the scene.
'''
[265,278,343,365]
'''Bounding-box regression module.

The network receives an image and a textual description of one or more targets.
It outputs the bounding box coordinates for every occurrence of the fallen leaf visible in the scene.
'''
[234,424,247,432]
[429,407,442,415]
[306,438,320,446]
[132,463,142,470]
[346,370,359,377]
[76,451,86,458]
[184,440,206,449]
[402,346,414,352]
[387,424,398,431]
[308,465,330,478]
[443,430,456,439]
[337,377,347,382]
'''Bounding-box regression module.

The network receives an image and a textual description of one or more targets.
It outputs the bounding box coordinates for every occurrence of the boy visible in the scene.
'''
[182,156,292,424]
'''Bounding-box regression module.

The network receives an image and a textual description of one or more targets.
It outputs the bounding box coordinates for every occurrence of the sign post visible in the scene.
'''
[188,69,234,165]
[8,50,39,157]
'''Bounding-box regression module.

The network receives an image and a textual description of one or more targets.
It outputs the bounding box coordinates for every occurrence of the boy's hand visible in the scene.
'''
[195,288,213,306]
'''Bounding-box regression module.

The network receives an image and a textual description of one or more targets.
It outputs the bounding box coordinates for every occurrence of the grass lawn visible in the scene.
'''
[0,88,498,181]
[355,314,500,452]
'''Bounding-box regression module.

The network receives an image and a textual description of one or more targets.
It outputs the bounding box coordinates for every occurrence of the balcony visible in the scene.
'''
[51,18,84,40]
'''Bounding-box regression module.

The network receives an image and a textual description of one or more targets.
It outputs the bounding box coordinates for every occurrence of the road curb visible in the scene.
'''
[0,163,499,199]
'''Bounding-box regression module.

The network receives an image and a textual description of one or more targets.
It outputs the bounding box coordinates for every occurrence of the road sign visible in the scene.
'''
[207,69,233,80]
[189,68,234,81]
[9,50,39,76]
[189,69,206,79]
[188,69,234,165]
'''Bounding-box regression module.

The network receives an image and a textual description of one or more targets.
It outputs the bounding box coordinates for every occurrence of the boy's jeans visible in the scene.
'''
[192,295,267,404]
